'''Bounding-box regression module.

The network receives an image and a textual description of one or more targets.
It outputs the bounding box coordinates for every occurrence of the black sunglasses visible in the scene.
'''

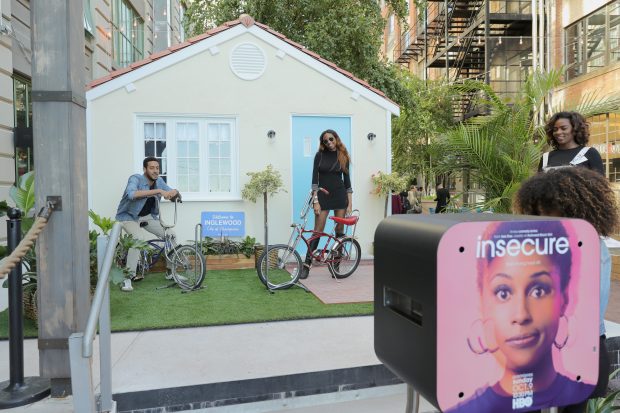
[322,136,335,144]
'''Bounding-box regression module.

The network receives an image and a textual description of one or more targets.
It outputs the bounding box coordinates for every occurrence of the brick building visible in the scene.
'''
[0,0,185,205]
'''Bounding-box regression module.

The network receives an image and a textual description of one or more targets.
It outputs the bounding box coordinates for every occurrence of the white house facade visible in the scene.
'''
[86,15,399,257]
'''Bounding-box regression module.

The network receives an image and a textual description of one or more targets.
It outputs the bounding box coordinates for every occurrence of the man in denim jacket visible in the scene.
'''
[116,157,180,291]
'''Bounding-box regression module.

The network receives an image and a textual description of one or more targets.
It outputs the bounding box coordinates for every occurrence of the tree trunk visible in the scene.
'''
[384,194,389,218]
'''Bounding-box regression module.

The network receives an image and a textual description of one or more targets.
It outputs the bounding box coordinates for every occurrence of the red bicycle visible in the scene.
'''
[256,188,361,290]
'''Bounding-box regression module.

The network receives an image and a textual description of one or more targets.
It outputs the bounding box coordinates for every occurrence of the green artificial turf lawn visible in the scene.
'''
[0,269,373,339]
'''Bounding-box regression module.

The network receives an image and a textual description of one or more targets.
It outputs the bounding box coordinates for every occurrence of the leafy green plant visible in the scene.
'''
[370,171,409,217]
[10,171,35,216]
[89,210,115,235]
[198,236,258,258]
[239,236,257,258]
[586,368,620,413]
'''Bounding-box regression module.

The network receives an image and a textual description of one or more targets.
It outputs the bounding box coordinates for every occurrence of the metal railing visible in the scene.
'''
[69,222,122,413]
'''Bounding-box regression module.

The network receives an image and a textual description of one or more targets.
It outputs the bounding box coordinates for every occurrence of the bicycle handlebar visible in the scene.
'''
[150,195,181,228]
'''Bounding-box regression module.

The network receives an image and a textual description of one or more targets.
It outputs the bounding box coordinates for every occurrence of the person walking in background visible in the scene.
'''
[513,167,619,413]
[538,111,604,174]
[116,156,180,291]
[390,190,403,215]
[406,185,422,214]
[434,183,450,213]
[301,129,352,279]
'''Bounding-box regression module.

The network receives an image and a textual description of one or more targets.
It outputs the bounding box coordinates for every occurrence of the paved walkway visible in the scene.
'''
[2,275,620,412]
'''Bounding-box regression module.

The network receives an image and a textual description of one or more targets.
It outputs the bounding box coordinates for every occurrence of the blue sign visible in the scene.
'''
[201,212,245,237]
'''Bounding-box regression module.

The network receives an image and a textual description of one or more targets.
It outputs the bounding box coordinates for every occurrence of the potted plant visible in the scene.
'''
[241,165,286,264]
[370,170,409,217]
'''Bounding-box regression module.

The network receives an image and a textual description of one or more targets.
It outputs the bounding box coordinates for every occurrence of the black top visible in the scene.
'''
[538,146,604,175]
[435,188,450,212]
[311,150,351,210]
[138,182,156,217]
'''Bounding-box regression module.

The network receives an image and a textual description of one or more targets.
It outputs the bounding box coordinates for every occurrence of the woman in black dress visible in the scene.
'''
[300,129,352,279]
[538,111,604,174]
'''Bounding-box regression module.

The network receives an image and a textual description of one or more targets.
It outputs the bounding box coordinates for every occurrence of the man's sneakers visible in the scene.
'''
[121,279,133,292]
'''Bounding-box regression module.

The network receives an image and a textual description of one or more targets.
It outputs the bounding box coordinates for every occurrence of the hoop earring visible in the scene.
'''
[554,314,569,350]
[466,319,499,355]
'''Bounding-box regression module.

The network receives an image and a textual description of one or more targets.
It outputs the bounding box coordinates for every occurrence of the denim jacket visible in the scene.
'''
[115,174,172,221]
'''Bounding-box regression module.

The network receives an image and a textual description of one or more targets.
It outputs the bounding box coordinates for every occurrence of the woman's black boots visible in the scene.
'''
[300,238,319,279]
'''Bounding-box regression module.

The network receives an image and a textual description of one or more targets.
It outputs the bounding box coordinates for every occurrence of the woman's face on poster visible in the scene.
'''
[481,254,566,372]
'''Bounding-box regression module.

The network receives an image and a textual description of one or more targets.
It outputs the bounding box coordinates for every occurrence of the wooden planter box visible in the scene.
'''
[150,252,257,271]
[206,254,255,271]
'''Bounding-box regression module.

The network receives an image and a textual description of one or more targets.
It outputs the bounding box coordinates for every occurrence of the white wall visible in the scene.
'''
[88,31,391,256]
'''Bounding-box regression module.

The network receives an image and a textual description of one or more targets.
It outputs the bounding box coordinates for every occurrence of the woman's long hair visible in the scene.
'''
[319,129,350,173]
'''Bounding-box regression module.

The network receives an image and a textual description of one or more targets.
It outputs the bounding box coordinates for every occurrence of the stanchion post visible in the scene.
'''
[7,208,24,388]
[0,208,50,408]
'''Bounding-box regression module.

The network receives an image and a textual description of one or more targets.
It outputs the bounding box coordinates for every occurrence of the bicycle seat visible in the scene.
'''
[329,216,358,226]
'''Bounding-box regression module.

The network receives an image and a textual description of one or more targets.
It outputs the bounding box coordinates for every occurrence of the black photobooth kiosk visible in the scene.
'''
[374,214,601,413]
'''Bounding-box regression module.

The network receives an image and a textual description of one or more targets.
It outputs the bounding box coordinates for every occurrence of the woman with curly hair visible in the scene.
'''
[514,167,619,412]
[301,129,352,279]
[538,111,604,175]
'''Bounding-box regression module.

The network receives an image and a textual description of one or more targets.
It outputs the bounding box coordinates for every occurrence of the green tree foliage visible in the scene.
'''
[183,0,412,105]
[391,75,455,177]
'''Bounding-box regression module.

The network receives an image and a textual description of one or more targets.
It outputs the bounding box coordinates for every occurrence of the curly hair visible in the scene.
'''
[318,129,350,173]
[544,111,590,149]
[513,168,619,236]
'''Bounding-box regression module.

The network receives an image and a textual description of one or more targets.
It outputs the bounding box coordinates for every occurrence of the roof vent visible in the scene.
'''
[229,42,266,80]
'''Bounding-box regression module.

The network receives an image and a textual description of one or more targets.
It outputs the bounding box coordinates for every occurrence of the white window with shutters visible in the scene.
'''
[137,116,239,200]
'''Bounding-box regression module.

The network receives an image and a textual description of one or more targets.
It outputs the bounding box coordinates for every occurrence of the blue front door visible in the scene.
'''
[291,116,351,254]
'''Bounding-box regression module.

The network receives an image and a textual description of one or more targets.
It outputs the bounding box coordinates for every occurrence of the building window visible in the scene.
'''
[13,75,31,129]
[154,0,171,52]
[84,0,94,36]
[138,117,238,199]
[112,0,144,68]
[565,1,620,81]
[13,75,33,178]
[586,8,606,73]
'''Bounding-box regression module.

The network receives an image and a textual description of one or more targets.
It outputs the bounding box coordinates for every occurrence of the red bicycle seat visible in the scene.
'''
[329,216,358,226]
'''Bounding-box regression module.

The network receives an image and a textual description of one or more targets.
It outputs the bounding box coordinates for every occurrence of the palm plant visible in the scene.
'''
[586,368,620,413]
[435,69,620,213]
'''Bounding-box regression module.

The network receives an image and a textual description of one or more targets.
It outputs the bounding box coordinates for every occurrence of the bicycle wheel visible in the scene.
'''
[136,240,165,278]
[169,245,206,290]
[328,238,361,279]
[256,244,302,290]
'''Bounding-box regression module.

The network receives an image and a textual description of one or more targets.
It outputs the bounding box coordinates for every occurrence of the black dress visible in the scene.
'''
[311,149,351,210]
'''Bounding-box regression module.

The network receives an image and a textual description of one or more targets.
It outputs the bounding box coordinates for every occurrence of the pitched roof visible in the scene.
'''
[86,14,398,110]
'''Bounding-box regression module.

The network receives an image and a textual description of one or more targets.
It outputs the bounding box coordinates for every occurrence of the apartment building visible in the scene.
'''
[383,0,535,120]
[0,0,185,201]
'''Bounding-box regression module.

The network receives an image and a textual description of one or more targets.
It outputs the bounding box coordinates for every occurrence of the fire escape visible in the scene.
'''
[393,1,533,120]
